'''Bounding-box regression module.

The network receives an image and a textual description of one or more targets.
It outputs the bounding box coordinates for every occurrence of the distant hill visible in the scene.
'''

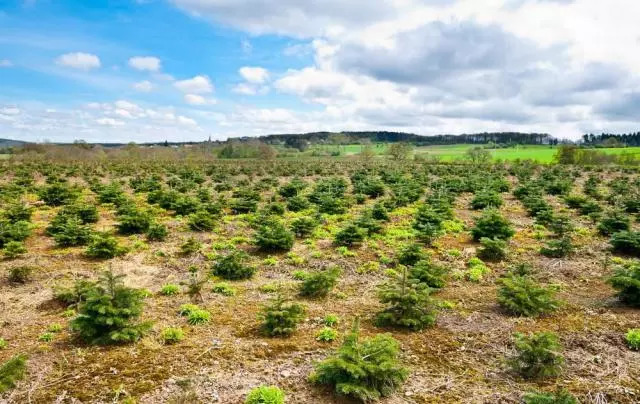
[0,138,29,148]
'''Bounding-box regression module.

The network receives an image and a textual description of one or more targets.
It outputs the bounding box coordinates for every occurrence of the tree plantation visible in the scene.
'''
[0,151,639,403]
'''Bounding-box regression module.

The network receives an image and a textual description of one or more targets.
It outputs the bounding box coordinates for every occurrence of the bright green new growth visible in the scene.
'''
[0,354,27,393]
[607,261,640,307]
[498,274,560,317]
[375,267,436,331]
[523,389,577,404]
[310,319,408,402]
[160,284,180,296]
[71,271,150,345]
[161,327,185,344]
[187,309,211,325]
[625,328,640,350]
[244,385,285,404]
[509,332,564,379]
[260,295,305,337]
[316,327,338,342]
[211,282,237,296]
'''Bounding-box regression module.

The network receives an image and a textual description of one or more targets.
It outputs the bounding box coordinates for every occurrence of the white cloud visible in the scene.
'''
[178,115,198,126]
[174,75,214,94]
[55,52,101,70]
[232,83,257,96]
[96,117,124,126]
[239,66,269,83]
[184,93,216,105]
[0,107,21,116]
[133,80,154,92]
[0,59,13,67]
[128,56,161,72]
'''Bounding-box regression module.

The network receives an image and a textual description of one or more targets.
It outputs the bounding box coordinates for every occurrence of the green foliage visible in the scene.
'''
[188,210,216,231]
[38,182,79,206]
[8,265,34,283]
[71,271,150,345]
[187,309,211,325]
[610,231,640,255]
[38,332,54,342]
[478,237,507,261]
[0,338,6,349]
[211,250,256,280]
[53,279,96,306]
[471,190,503,210]
[309,319,408,402]
[523,389,577,404]
[625,328,640,350]
[211,282,237,296]
[316,327,338,342]
[334,223,366,246]
[180,237,202,255]
[3,203,33,223]
[471,208,514,241]
[244,385,285,404]
[409,260,447,289]
[290,216,317,238]
[412,204,443,244]
[323,314,339,327]
[540,236,574,258]
[260,295,305,337]
[3,240,26,259]
[85,232,127,259]
[0,220,31,248]
[160,284,180,296]
[0,354,27,393]
[598,210,630,236]
[161,327,184,344]
[117,209,152,235]
[376,267,436,330]
[286,195,310,212]
[299,267,341,298]
[52,216,93,247]
[466,257,491,282]
[396,243,426,267]
[498,274,560,317]
[146,222,168,241]
[607,261,640,306]
[509,332,564,379]
[178,303,200,316]
[254,218,294,251]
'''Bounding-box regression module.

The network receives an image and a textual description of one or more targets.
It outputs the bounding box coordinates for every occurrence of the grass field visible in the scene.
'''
[309,143,640,163]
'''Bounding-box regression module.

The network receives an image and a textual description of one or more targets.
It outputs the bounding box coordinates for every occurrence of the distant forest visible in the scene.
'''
[581,132,640,147]
[248,131,559,148]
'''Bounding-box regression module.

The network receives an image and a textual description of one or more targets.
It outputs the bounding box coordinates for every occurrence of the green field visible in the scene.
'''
[309,143,640,163]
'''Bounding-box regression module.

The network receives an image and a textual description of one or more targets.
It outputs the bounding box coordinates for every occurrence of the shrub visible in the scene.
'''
[607,262,640,306]
[610,231,640,255]
[38,332,54,342]
[8,265,34,283]
[370,201,389,221]
[413,204,443,244]
[478,237,507,261]
[509,332,564,379]
[471,190,503,210]
[316,327,338,342]
[38,183,78,206]
[309,319,408,402]
[85,232,127,259]
[0,354,27,393]
[211,250,256,280]
[188,210,216,231]
[260,295,305,337]
[161,327,184,344]
[323,314,339,327]
[397,243,426,267]
[53,279,96,306]
[0,220,31,248]
[290,217,317,238]
[180,237,202,255]
[146,223,168,241]
[245,385,285,404]
[254,218,294,252]
[299,267,341,298]
[409,260,447,289]
[3,203,33,223]
[598,210,630,236]
[376,267,436,330]
[540,236,574,258]
[471,208,514,241]
[523,389,577,404]
[3,240,26,259]
[160,284,180,296]
[52,217,93,247]
[286,195,310,212]
[333,223,366,246]
[625,328,640,350]
[71,271,150,345]
[211,282,236,296]
[466,257,491,282]
[498,275,560,317]
[178,303,200,316]
[187,309,211,325]
[117,210,152,235]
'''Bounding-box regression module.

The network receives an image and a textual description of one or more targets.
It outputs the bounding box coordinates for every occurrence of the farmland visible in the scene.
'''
[1,151,639,403]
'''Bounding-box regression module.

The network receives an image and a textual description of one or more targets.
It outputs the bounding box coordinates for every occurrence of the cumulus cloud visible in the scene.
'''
[174,75,214,93]
[184,93,216,105]
[133,80,154,92]
[239,66,269,83]
[55,52,101,70]
[128,56,161,72]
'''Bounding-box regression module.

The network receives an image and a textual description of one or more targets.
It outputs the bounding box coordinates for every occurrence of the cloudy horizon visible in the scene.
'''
[1,0,639,143]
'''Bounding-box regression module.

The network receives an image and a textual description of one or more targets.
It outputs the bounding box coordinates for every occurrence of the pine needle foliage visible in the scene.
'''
[375,267,437,330]
[498,274,560,317]
[299,267,341,298]
[309,318,408,402]
[607,261,640,306]
[509,332,564,380]
[260,295,305,337]
[71,271,150,345]
[0,354,27,393]
[471,208,514,241]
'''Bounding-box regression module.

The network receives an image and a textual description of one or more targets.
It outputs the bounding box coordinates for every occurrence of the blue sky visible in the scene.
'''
[1,0,639,142]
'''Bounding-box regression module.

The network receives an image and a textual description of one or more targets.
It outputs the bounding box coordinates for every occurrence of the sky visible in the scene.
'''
[0,0,639,143]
